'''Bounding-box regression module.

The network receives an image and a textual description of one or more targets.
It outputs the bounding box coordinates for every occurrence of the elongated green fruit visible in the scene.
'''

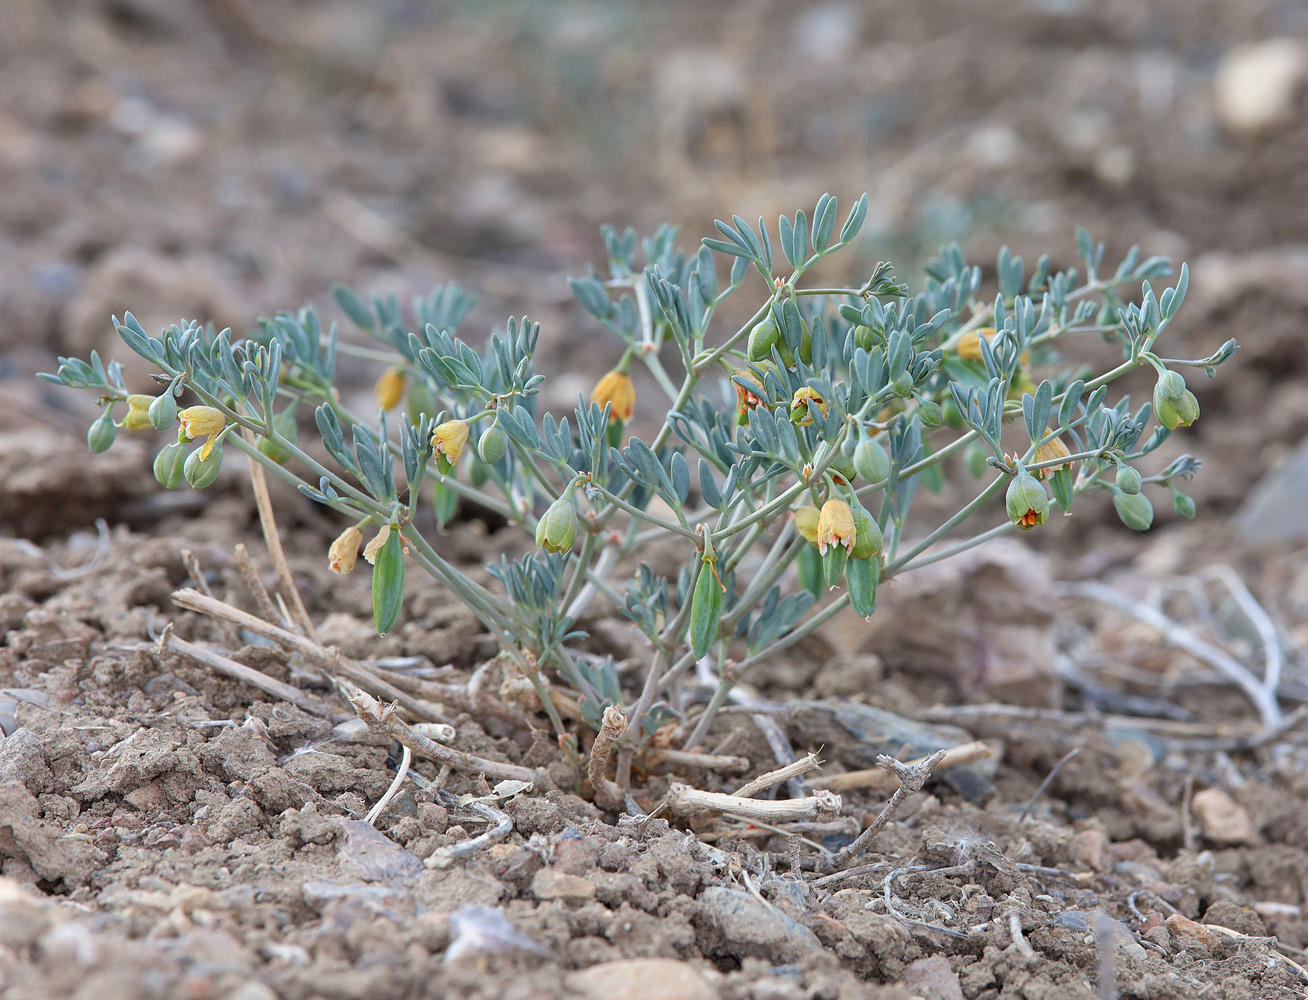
[847,556,879,619]
[689,558,722,659]
[372,528,406,635]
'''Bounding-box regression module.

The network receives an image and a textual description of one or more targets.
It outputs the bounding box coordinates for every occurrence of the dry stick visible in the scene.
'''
[665,783,842,823]
[181,549,242,648]
[365,744,411,826]
[347,685,539,784]
[244,432,317,642]
[425,799,514,868]
[1017,747,1080,823]
[812,742,995,794]
[733,752,823,798]
[1199,564,1285,696]
[232,542,285,628]
[156,624,330,717]
[833,750,948,866]
[1057,581,1280,731]
[172,589,448,722]
[641,748,751,774]
[588,705,628,809]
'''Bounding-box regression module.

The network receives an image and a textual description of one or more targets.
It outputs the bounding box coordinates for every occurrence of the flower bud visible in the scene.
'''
[1155,369,1187,404]
[1115,463,1142,495]
[148,393,178,430]
[152,441,187,489]
[328,525,364,575]
[917,397,943,427]
[591,370,635,422]
[121,394,154,432]
[374,367,406,410]
[184,440,223,489]
[789,387,827,426]
[747,319,780,363]
[1005,469,1049,530]
[890,371,914,398]
[1173,491,1196,519]
[87,412,117,453]
[955,328,992,362]
[431,419,470,473]
[852,325,876,352]
[793,505,821,546]
[535,497,578,553]
[853,437,891,484]
[850,504,883,560]
[1154,377,1199,430]
[478,422,507,465]
[817,498,856,555]
[1113,489,1154,531]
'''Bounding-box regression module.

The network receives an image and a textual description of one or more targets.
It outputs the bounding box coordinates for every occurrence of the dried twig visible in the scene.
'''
[365,744,411,826]
[233,542,285,628]
[665,783,842,823]
[1058,581,1281,731]
[155,624,330,717]
[1198,565,1285,697]
[641,747,751,774]
[244,431,316,641]
[811,742,994,793]
[425,798,514,868]
[833,750,948,865]
[173,589,449,722]
[348,686,539,784]
[1018,747,1079,823]
[732,752,823,797]
[588,705,627,809]
[1203,922,1308,982]
[181,549,241,647]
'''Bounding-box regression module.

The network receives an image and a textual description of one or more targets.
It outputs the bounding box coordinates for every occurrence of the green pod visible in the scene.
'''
[917,397,943,428]
[1173,490,1196,519]
[432,478,459,528]
[852,325,875,352]
[1113,489,1154,531]
[1115,464,1142,495]
[850,504,884,561]
[797,543,823,599]
[1155,370,1187,404]
[87,412,117,453]
[689,558,722,659]
[747,319,780,363]
[890,371,914,398]
[152,441,187,489]
[822,544,847,589]
[853,438,891,484]
[184,443,223,489]
[797,322,813,366]
[371,527,406,635]
[535,497,578,553]
[478,422,507,465]
[846,556,879,619]
[148,393,178,430]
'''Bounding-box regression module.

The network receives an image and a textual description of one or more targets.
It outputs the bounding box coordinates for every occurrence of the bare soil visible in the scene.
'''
[3,2,1308,998]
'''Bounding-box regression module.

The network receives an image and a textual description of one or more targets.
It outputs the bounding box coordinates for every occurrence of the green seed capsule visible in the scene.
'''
[1173,491,1196,519]
[846,556,879,619]
[797,544,823,599]
[536,497,578,553]
[852,325,875,352]
[747,319,780,363]
[853,438,891,484]
[371,527,406,635]
[890,371,914,398]
[184,443,223,489]
[689,558,722,659]
[147,393,178,430]
[1113,489,1154,531]
[87,412,117,453]
[850,504,883,561]
[153,441,187,489]
[1115,464,1142,495]
[478,423,507,465]
[917,397,943,428]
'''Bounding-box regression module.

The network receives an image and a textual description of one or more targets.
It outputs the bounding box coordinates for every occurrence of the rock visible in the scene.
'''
[567,958,720,1000]
[1072,828,1112,873]
[902,955,964,1000]
[1191,788,1258,845]
[532,868,596,903]
[1165,913,1221,954]
[696,886,821,964]
[1214,39,1307,136]
[335,819,423,885]
[1202,899,1266,937]
[443,905,550,964]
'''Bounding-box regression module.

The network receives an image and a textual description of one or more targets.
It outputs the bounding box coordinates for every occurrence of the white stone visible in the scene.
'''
[1214,39,1307,135]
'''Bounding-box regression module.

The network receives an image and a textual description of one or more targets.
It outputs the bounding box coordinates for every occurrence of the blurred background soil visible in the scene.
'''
[4,1,1308,998]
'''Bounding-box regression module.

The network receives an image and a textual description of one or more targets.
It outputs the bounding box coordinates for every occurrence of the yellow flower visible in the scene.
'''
[1032,435,1072,479]
[120,394,154,432]
[362,524,394,565]
[328,526,363,575]
[956,327,1030,368]
[591,370,635,422]
[789,387,828,426]
[431,419,470,466]
[177,406,227,460]
[817,498,856,554]
[793,505,821,546]
[374,367,406,410]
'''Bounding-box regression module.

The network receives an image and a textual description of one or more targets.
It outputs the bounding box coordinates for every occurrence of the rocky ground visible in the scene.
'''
[3,2,1308,998]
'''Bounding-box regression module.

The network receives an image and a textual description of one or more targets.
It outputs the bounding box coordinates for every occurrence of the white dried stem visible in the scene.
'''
[365,744,411,826]
[666,783,842,823]
[244,430,317,641]
[233,542,284,628]
[833,749,948,865]
[642,747,751,774]
[1199,564,1285,695]
[810,742,994,793]
[732,752,823,797]
[348,685,539,785]
[425,799,514,868]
